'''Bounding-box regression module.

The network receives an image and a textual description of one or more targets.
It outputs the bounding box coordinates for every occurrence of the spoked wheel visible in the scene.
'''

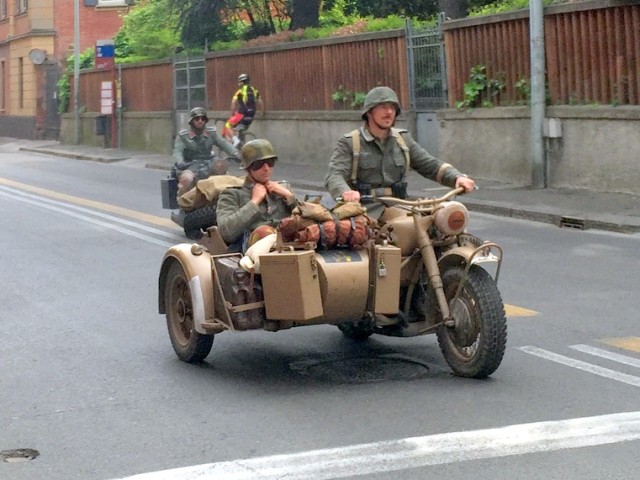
[165,262,214,363]
[436,266,507,378]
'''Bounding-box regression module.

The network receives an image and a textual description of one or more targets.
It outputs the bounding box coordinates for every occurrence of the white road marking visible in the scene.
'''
[108,411,640,480]
[519,346,640,387]
[0,187,176,248]
[570,344,640,369]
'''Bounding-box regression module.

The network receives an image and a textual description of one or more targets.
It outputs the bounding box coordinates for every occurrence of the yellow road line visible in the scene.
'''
[0,176,178,229]
[602,337,640,353]
[505,304,538,317]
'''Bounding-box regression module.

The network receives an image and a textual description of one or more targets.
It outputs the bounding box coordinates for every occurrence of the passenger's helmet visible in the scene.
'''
[240,139,277,169]
[189,107,209,124]
[238,73,250,84]
[361,86,401,120]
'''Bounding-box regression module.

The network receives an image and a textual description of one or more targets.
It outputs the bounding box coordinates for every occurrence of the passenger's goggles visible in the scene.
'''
[249,158,276,171]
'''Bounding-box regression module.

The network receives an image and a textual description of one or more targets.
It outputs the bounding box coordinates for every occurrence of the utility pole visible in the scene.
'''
[74,0,80,144]
[530,0,546,188]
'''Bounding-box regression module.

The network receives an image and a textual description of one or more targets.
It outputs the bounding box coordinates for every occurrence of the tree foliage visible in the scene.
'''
[114,0,521,61]
[117,0,181,60]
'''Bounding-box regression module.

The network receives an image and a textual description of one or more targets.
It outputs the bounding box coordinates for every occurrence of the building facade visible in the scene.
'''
[0,0,131,139]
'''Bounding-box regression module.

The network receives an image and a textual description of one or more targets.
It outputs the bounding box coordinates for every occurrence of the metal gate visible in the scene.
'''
[406,17,447,155]
[173,55,206,112]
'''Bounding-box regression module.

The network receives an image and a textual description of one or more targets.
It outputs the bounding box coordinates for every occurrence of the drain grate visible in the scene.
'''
[1,448,39,463]
[560,216,586,230]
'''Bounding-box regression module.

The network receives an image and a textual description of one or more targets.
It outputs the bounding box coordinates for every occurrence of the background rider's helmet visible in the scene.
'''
[361,86,401,120]
[240,139,277,169]
[188,107,209,125]
[238,73,250,85]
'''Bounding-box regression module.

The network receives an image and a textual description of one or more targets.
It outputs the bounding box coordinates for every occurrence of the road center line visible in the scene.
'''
[0,176,176,228]
[0,189,174,248]
[108,411,640,480]
[519,346,640,387]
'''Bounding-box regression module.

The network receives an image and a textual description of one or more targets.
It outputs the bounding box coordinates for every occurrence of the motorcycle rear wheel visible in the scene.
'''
[436,266,506,378]
[165,261,214,363]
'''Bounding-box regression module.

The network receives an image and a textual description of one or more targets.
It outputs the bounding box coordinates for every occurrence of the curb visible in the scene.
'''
[19,147,128,163]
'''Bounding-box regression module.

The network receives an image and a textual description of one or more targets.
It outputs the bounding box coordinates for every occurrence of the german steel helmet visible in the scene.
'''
[240,139,277,169]
[189,107,208,123]
[361,86,401,119]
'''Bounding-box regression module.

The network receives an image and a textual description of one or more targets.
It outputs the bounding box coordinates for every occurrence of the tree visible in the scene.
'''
[439,0,468,19]
[119,0,181,59]
[289,0,321,29]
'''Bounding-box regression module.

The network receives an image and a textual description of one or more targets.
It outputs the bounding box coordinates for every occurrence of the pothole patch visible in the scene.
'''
[290,353,437,383]
[1,448,40,463]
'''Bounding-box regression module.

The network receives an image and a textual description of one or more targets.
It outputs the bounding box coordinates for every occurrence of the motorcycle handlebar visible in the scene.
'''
[378,187,466,207]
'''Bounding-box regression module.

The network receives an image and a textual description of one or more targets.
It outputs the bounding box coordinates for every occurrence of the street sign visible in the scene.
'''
[101,81,114,115]
[95,39,115,70]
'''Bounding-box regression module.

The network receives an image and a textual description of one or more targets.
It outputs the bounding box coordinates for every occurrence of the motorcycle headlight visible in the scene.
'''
[433,201,468,236]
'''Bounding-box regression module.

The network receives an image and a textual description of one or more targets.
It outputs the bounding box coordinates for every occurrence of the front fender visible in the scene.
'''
[158,243,215,334]
[438,243,503,282]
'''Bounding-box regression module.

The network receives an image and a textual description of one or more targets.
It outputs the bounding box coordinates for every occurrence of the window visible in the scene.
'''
[1,0,7,19]
[97,0,129,6]
[16,0,27,14]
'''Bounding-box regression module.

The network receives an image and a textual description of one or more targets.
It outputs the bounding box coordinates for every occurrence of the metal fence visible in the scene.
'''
[406,17,447,110]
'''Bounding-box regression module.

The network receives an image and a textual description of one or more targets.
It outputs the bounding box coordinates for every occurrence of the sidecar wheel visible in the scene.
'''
[165,262,214,363]
[436,266,506,378]
[337,321,373,340]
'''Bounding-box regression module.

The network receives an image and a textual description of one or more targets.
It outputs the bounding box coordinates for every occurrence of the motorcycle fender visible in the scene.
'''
[438,245,499,270]
[158,243,214,334]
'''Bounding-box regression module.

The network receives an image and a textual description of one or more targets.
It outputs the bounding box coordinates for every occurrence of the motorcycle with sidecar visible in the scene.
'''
[157,187,507,378]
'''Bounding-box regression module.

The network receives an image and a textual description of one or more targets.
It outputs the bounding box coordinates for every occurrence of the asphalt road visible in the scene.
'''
[1,149,639,480]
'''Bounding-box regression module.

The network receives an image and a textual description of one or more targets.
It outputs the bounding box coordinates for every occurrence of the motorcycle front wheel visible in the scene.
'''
[436,265,506,378]
[165,261,214,363]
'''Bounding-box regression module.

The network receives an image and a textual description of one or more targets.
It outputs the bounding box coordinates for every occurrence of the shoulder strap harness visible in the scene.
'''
[349,128,410,184]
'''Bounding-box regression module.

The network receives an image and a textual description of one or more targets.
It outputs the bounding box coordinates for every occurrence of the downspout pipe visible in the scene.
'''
[74,0,80,144]
[530,0,546,188]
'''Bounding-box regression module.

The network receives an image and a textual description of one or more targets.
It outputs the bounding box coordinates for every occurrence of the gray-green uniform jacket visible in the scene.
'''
[325,126,462,199]
[216,178,298,248]
[172,126,239,176]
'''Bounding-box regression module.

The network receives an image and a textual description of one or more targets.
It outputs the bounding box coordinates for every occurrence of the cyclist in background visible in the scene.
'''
[223,73,265,148]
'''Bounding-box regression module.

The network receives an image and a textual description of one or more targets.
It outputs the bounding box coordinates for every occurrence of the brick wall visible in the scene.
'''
[54,0,129,65]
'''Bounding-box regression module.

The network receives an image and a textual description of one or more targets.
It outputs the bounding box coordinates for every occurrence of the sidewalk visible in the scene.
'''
[8,138,640,234]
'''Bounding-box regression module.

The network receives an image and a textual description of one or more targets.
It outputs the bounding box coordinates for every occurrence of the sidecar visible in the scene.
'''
[158,226,403,362]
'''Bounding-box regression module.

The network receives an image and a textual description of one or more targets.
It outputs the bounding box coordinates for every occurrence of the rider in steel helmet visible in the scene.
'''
[188,107,209,125]
[361,86,401,120]
[239,139,277,170]
[238,73,250,85]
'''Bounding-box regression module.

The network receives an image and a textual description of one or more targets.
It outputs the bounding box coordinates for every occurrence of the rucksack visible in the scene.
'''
[238,86,257,119]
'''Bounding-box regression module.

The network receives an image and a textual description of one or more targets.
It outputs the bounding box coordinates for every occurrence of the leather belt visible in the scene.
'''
[371,187,393,197]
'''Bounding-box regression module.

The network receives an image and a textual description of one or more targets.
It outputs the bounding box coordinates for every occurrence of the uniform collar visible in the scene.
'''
[362,125,396,142]
[188,128,209,139]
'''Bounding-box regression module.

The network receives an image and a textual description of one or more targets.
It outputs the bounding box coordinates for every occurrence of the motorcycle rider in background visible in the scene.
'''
[172,107,240,195]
